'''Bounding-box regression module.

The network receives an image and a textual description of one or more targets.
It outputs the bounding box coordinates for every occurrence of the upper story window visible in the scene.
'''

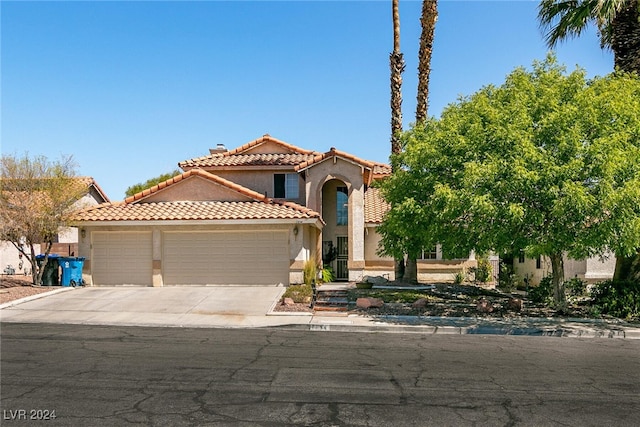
[336,186,348,225]
[274,173,299,199]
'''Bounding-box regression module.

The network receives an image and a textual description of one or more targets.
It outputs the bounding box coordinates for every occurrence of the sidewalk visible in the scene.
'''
[1,286,639,338]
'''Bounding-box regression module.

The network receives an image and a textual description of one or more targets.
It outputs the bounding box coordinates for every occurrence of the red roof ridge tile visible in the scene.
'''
[224,134,318,157]
[294,147,376,172]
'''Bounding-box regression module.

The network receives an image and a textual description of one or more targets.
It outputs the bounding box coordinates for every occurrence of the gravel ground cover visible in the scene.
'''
[0,275,56,305]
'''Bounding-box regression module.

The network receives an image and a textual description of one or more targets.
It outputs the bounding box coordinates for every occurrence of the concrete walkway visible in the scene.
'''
[1,286,639,338]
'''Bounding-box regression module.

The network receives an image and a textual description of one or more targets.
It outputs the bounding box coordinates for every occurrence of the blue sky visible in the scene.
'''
[2,1,613,200]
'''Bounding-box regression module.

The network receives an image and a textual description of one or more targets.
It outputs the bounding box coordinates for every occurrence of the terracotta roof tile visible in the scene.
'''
[179,134,319,169]
[72,168,321,222]
[72,200,320,222]
[364,186,389,224]
[179,153,316,168]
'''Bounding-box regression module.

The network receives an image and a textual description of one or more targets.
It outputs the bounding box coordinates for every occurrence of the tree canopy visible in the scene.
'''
[125,170,182,197]
[378,55,640,305]
[0,154,85,285]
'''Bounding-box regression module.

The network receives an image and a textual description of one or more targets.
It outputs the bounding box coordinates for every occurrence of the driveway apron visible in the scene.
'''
[0,286,312,328]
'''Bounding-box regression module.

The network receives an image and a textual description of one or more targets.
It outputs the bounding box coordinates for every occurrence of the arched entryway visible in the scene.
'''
[321,179,349,280]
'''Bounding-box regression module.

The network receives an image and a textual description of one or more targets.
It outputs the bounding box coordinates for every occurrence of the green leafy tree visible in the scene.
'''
[0,154,85,285]
[539,0,640,280]
[125,170,182,197]
[379,55,640,308]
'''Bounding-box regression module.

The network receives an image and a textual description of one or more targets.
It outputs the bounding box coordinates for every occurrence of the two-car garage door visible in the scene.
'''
[92,230,289,286]
[163,231,289,286]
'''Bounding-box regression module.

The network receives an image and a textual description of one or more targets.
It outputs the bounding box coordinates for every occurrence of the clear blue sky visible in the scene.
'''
[1,1,613,200]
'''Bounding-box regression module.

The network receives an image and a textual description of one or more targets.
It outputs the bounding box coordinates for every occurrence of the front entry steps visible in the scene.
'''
[311,283,350,312]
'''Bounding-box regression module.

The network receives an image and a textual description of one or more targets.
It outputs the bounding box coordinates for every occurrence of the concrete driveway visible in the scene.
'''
[0,286,312,328]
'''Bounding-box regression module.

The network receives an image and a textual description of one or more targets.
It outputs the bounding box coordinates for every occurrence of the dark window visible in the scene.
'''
[536,256,541,269]
[337,186,348,225]
[518,250,525,263]
[274,173,299,199]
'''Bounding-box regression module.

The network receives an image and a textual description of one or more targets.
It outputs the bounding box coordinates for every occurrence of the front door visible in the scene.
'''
[336,236,348,280]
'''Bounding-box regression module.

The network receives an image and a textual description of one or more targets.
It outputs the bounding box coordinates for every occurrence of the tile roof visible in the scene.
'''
[72,168,321,223]
[179,134,319,169]
[364,186,389,224]
[72,200,320,222]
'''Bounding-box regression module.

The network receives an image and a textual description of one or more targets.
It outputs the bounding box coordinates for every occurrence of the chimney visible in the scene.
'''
[209,144,228,154]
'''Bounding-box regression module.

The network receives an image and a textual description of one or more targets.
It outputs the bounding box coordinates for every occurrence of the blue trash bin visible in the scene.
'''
[35,254,60,286]
[59,257,85,287]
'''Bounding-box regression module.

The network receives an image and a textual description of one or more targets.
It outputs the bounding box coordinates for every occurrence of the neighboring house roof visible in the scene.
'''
[364,186,389,224]
[72,169,321,223]
[77,177,110,203]
[178,134,320,169]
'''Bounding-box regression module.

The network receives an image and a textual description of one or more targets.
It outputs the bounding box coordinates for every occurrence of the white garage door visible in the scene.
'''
[92,232,153,286]
[163,230,289,285]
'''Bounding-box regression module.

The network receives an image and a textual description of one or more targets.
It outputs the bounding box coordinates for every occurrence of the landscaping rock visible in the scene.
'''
[476,298,494,313]
[363,275,390,285]
[356,297,384,309]
[283,297,295,306]
[412,298,428,309]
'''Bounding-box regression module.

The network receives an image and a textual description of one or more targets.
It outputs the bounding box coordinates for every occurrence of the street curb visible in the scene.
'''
[0,286,75,310]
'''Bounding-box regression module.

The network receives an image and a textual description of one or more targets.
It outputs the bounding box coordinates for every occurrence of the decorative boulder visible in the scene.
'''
[283,297,295,306]
[476,298,494,313]
[356,297,384,309]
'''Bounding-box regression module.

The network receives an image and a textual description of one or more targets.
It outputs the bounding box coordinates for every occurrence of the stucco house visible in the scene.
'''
[0,177,109,275]
[513,252,616,286]
[71,135,475,286]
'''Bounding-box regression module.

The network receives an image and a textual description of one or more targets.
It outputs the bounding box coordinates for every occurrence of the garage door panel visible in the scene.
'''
[163,231,288,286]
[92,232,152,286]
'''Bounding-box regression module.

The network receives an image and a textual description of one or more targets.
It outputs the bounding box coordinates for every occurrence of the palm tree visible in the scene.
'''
[390,0,405,157]
[415,0,438,124]
[538,0,640,75]
[539,0,640,281]
[390,0,406,280]
[404,0,439,283]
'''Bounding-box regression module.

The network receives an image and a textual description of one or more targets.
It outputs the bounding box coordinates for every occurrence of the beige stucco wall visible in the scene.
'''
[304,157,366,281]
[144,176,251,203]
[513,252,615,286]
[210,170,305,205]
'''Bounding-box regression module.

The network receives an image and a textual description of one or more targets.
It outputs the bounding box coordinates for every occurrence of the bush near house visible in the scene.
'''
[282,284,313,304]
[591,280,640,321]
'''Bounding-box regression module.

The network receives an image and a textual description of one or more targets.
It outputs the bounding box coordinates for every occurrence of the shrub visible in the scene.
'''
[528,276,554,304]
[320,266,334,283]
[282,283,312,303]
[565,277,587,297]
[470,257,492,284]
[303,260,317,286]
[497,263,518,293]
[591,280,640,320]
[453,269,466,285]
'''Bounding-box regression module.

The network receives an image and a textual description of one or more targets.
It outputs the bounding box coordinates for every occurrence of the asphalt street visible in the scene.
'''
[2,323,639,426]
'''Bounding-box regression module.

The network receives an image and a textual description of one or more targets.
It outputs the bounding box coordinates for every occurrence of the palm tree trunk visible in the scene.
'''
[611,0,640,75]
[416,0,438,124]
[390,0,405,157]
[390,0,406,280]
[403,1,438,283]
